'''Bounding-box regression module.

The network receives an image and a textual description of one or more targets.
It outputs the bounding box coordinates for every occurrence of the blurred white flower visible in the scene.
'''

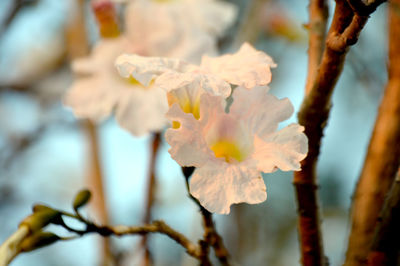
[64,37,169,136]
[165,86,308,214]
[65,0,237,136]
[120,0,238,63]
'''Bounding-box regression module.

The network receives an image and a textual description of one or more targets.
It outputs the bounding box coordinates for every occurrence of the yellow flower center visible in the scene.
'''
[210,140,245,163]
[171,97,201,129]
[119,74,153,89]
[181,99,200,120]
[125,76,143,86]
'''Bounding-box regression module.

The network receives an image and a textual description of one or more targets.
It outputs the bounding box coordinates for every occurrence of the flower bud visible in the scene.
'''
[19,209,61,234]
[19,232,60,252]
[73,189,92,211]
[92,0,120,38]
[32,204,53,213]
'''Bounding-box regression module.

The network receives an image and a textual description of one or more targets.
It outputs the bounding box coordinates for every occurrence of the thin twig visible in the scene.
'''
[344,1,400,264]
[293,0,384,265]
[141,132,161,266]
[367,171,400,265]
[85,220,202,260]
[182,167,230,266]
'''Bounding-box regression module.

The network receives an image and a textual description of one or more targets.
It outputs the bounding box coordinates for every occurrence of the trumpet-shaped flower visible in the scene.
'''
[115,43,276,122]
[65,0,237,136]
[121,0,237,63]
[165,86,308,214]
[64,37,169,136]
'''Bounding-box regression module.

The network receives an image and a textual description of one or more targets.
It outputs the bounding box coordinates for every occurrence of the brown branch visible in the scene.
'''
[305,0,329,95]
[344,1,400,264]
[104,221,201,259]
[0,219,202,266]
[199,208,230,266]
[346,0,387,16]
[293,0,384,264]
[367,171,400,265]
[141,132,161,266]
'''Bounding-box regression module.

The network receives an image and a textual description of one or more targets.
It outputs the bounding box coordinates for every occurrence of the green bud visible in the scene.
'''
[73,189,91,211]
[20,231,60,252]
[19,209,61,233]
[32,204,53,213]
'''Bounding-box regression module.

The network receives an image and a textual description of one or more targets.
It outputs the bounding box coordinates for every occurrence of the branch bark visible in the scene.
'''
[344,1,400,264]
[367,171,400,265]
[293,0,383,265]
[305,0,329,95]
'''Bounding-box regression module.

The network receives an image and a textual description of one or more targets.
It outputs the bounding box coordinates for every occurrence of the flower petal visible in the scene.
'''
[63,77,120,121]
[253,124,308,172]
[230,86,294,137]
[155,70,231,98]
[115,86,168,136]
[190,162,267,214]
[200,43,277,89]
[165,104,212,167]
[115,54,191,86]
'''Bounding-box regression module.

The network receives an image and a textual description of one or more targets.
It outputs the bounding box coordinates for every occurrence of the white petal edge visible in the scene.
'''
[200,42,277,89]
[230,86,294,137]
[115,86,169,136]
[190,162,267,214]
[115,54,191,86]
[155,70,231,98]
[165,103,212,167]
[253,124,308,173]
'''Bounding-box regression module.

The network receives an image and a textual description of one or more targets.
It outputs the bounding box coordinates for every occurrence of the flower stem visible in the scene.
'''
[141,132,161,266]
[182,167,230,266]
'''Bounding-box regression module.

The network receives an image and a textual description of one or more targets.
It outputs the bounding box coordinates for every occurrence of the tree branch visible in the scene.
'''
[293,0,384,265]
[0,196,204,266]
[344,1,400,264]
[305,0,329,95]
[346,0,387,16]
[367,171,400,265]
[91,221,202,260]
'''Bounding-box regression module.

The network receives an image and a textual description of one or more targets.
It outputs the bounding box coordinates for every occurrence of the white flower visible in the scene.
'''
[121,0,238,63]
[115,43,277,123]
[64,37,169,136]
[165,86,308,214]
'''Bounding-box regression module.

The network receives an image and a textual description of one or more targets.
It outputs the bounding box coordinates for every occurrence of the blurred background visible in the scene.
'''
[0,0,388,265]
